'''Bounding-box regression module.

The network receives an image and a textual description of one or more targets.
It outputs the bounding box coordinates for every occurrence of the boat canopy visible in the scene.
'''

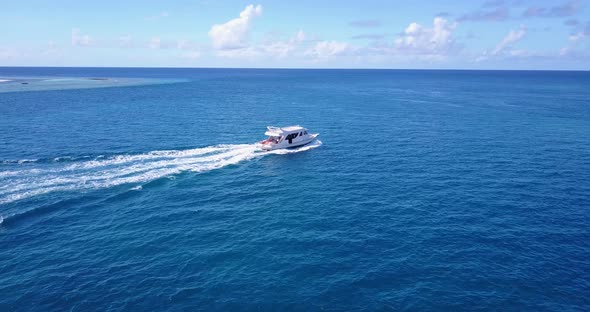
[265,125,305,136]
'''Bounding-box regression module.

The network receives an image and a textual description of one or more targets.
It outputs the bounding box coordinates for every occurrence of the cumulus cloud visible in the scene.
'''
[213,27,308,60]
[262,30,306,58]
[394,17,457,55]
[491,26,527,55]
[305,41,351,59]
[208,4,262,50]
[71,28,93,47]
[294,30,306,42]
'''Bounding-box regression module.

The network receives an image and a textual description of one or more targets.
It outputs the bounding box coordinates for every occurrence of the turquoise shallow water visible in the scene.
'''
[0,68,589,310]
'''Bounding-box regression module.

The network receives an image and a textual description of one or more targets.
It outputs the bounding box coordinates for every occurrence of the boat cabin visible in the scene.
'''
[264,126,309,144]
[259,125,318,150]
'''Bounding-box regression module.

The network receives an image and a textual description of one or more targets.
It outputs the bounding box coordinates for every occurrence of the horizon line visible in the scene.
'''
[0,65,589,72]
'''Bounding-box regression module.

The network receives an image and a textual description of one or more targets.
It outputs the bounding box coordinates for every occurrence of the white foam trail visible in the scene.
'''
[268,140,322,155]
[0,141,322,205]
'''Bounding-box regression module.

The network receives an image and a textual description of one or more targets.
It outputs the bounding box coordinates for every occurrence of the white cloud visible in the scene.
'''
[560,31,589,56]
[262,30,306,58]
[217,47,261,59]
[568,31,586,42]
[213,28,308,60]
[394,17,457,55]
[71,28,92,47]
[491,26,526,55]
[475,25,527,61]
[295,30,306,42]
[305,41,351,59]
[209,4,262,50]
[149,37,162,49]
[363,17,458,61]
[262,41,294,58]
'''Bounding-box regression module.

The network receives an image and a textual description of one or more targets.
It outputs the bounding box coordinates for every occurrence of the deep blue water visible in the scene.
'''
[1,67,589,311]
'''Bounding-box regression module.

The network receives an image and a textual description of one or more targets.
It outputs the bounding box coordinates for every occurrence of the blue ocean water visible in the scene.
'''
[1,67,589,311]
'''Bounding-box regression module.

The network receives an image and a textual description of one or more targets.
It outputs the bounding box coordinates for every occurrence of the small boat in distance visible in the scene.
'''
[258,125,319,151]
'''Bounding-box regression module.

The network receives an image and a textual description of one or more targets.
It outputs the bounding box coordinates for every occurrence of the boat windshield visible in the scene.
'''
[267,136,281,144]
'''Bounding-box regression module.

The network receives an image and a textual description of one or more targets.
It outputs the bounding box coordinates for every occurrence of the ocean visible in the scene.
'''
[0,67,589,311]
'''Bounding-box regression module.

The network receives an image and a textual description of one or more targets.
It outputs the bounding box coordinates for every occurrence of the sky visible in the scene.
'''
[1,0,589,69]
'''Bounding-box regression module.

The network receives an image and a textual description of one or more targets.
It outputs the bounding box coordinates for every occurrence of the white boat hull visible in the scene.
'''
[259,133,318,151]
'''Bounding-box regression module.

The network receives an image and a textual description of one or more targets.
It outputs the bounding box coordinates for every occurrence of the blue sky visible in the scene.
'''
[1,0,589,69]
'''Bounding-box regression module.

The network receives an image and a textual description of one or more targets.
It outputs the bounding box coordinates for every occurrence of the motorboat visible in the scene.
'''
[258,125,319,151]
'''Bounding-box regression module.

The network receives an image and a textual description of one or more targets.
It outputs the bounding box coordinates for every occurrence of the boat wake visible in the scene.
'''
[0,140,322,206]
